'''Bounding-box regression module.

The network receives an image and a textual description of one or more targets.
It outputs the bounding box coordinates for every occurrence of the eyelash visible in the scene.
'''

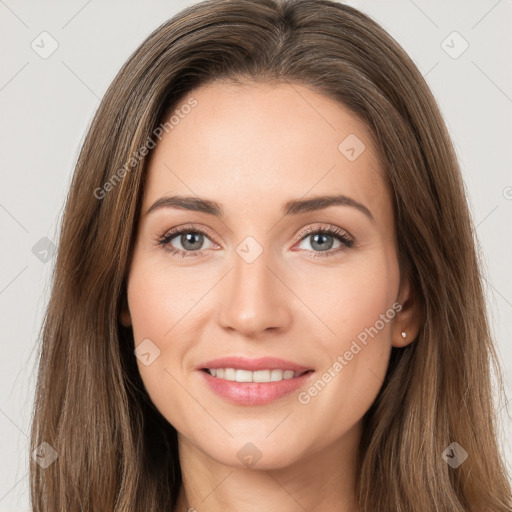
[156,223,354,259]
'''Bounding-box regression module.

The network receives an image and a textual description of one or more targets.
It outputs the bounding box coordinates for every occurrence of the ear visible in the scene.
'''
[392,275,421,348]
[119,292,132,327]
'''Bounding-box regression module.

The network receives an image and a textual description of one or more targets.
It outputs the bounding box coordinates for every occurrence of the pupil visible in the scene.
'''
[182,232,203,250]
[311,233,333,251]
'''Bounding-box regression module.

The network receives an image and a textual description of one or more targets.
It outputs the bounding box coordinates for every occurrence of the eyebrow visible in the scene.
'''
[146,194,375,222]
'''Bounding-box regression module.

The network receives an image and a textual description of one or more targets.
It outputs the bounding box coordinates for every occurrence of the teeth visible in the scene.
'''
[236,369,253,382]
[224,368,236,380]
[254,370,271,382]
[206,368,303,383]
[270,369,282,381]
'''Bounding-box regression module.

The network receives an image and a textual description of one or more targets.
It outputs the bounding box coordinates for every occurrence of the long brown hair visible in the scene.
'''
[30,0,511,510]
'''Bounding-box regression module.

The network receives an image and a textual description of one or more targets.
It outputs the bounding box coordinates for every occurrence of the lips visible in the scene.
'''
[196,356,315,405]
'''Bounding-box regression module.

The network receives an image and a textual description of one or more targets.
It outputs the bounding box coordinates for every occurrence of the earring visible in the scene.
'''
[401,331,407,339]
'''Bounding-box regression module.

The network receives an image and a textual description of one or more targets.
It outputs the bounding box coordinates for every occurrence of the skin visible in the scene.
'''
[121,81,420,512]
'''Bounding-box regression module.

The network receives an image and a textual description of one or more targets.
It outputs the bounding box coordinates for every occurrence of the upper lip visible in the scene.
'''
[197,356,312,372]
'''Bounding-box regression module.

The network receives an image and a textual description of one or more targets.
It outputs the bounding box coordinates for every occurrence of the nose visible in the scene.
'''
[217,247,292,338]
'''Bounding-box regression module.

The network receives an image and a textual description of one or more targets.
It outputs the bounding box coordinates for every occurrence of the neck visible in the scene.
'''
[174,421,362,512]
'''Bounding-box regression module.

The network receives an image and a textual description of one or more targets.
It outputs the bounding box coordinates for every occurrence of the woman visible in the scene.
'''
[29,0,512,510]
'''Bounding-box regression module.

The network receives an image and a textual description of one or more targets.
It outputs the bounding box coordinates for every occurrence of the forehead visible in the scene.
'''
[143,80,390,224]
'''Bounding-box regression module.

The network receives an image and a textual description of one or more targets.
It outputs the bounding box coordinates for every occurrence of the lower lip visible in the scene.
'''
[198,370,314,406]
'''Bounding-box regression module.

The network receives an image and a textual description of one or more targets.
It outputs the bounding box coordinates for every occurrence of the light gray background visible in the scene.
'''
[1,0,511,509]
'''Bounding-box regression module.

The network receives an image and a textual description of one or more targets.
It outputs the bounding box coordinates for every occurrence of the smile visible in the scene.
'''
[196,356,315,405]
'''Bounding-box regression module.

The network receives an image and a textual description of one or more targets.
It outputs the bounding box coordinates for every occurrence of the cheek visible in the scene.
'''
[294,251,399,347]
[127,258,203,343]
[295,253,399,420]
[125,259,187,375]
[126,260,202,432]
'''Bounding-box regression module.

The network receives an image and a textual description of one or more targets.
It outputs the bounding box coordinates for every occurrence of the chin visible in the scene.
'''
[197,435,308,471]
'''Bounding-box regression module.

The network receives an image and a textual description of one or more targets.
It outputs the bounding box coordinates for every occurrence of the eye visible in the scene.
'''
[157,223,354,259]
[293,224,354,258]
[157,224,217,258]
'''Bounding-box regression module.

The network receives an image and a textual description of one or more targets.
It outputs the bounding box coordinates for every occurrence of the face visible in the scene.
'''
[122,80,415,470]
